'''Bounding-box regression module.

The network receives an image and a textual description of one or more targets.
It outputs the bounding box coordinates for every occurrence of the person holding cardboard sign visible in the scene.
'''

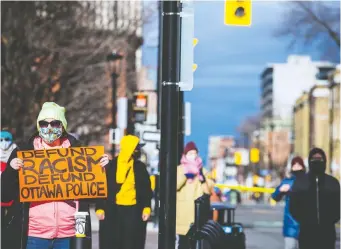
[95,135,152,249]
[1,102,110,249]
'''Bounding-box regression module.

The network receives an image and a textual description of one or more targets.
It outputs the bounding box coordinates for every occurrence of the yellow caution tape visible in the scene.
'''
[215,184,275,194]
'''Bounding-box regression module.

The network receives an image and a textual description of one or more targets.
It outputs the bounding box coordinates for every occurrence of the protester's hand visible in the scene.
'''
[96,212,105,220]
[99,154,110,167]
[279,184,291,193]
[142,213,150,222]
[10,158,23,170]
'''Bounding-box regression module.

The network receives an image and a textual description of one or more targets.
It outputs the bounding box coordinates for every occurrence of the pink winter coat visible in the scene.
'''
[28,137,76,239]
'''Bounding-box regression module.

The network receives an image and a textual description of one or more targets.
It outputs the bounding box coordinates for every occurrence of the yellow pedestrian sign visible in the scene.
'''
[224,0,252,26]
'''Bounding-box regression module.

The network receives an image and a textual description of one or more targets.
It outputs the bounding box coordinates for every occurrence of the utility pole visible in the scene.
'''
[158,1,181,249]
[178,2,184,160]
[106,52,123,157]
[178,91,184,160]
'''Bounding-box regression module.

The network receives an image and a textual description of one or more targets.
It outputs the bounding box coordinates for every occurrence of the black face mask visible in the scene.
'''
[133,151,141,160]
[291,169,305,177]
[309,160,326,176]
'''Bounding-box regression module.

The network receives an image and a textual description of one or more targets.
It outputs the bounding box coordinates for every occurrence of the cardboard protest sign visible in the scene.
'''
[18,146,107,202]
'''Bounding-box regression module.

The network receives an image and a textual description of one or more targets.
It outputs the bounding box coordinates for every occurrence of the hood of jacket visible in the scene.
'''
[116,135,139,184]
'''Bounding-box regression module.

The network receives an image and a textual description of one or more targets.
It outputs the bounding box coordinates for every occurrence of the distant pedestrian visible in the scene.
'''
[96,135,152,249]
[272,156,306,249]
[210,186,222,222]
[290,148,340,249]
[176,141,214,249]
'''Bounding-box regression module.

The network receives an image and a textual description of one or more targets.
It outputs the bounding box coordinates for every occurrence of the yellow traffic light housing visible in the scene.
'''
[193,38,198,72]
[224,0,252,26]
[250,148,260,163]
[234,151,242,166]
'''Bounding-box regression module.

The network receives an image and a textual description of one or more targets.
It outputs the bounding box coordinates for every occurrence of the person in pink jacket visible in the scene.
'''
[1,102,110,249]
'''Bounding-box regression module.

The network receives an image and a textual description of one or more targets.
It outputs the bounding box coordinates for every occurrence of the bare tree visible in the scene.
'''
[274,1,340,61]
[1,1,154,145]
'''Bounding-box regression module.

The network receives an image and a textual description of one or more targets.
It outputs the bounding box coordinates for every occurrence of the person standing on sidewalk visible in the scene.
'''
[0,130,17,248]
[272,156,306,249]
[176,141,214,249]
[290,148,340,249]
[96,135,152,249]
[1,102,110,249]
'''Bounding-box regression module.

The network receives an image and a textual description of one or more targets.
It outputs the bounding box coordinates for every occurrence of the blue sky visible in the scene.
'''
[142,1,340,163]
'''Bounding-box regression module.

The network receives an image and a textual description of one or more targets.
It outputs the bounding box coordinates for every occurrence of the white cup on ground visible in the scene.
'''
[74,211,89,238]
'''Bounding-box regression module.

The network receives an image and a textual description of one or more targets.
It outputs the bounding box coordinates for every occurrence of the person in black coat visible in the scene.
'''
[96,135,152,249]
[289,148,340,249]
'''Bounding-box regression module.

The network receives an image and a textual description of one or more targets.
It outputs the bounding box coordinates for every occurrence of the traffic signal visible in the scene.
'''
[193,38,198,72]
[234,151,242,166]
[224,0,252,26]
[250,148,260,163]
[133,92,148,123]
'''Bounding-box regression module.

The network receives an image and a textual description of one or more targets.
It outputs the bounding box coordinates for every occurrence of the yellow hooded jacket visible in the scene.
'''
[96,135,150,216]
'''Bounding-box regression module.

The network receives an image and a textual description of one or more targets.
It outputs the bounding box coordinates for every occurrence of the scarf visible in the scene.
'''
[181,155,203,183]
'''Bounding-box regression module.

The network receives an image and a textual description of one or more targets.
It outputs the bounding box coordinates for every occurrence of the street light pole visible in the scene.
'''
[269,122,275,171]
[158,1,181,249]
[111,72,118,155]
[107,52,123,157]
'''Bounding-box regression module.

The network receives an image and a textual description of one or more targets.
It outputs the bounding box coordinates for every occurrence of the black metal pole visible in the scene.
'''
[158,1,181,249]
[156,0,163,130]
[178,91,184,161]
[178,7,184,162]
[111,72,118,157]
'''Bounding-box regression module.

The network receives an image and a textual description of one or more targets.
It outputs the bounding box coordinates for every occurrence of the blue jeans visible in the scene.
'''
[26,236,71,249]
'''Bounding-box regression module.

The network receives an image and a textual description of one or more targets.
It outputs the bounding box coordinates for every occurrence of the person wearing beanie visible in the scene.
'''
[176,141,214,249]
[289,148,340,249]
[271,156,305,249]
[1,102,110,249]
[95,135,152,249]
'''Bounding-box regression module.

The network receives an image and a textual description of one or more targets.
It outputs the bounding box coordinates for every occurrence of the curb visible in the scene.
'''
[243,221,283,228]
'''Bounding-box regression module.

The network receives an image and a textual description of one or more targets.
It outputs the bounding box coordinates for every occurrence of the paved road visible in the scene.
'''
[91,204,340,249]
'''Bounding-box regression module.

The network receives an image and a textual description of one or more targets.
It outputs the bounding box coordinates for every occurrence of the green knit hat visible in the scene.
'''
[37,102,67,131]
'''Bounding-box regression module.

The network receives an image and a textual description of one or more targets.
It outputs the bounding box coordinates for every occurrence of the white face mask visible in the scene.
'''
[0,141,12,151]
[186,154,197,162]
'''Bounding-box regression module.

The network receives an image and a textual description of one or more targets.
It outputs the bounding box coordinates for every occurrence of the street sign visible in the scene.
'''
[184,102,191,136]
[142,131,161,143]
[109,128,121,145]
[117,97,127,129]
[179,1,195,91]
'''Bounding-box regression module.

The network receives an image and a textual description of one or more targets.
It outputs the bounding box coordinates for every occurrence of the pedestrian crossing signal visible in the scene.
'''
[224,0,252,26]
[193,38,198,72]
[133,92,148,123]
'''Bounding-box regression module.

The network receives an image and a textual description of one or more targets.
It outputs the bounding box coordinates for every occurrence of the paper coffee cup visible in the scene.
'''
[75,212,89,237]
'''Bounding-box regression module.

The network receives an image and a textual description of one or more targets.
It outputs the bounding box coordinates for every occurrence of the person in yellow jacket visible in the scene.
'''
[95,135,152,249]
[176,142,214,249]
